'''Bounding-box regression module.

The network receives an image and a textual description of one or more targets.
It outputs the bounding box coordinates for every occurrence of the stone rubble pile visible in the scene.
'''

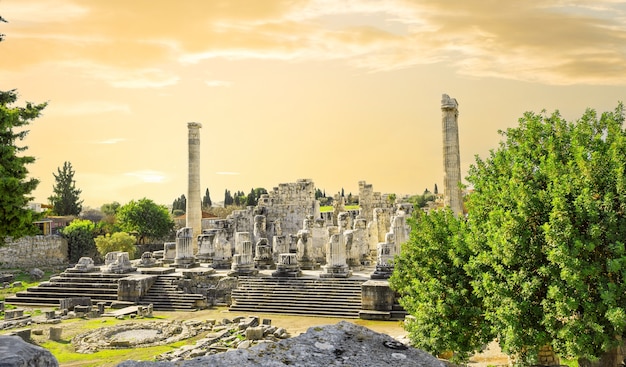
[156,316,290,362]
[117,321,446,367]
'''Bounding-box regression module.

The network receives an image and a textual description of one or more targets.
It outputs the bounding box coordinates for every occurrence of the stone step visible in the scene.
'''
[228,304,360,318]
[141,293,205,300]
[55,272,129,279]
[3,297,65,306]
[24,287,118,296]
[231,291,361,305]
[231,298,361,309]
[239,277,367,286]
[232,287,362,294]
[37,282,119,289]
[230,276,365,318]
[12,290,118,300]
[237,282,361,289]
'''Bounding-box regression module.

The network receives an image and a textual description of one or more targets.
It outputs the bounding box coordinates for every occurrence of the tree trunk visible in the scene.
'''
[578,344,625,367]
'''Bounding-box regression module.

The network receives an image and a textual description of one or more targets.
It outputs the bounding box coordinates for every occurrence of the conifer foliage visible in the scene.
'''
[0,89,47,238]
[48,161,83,216]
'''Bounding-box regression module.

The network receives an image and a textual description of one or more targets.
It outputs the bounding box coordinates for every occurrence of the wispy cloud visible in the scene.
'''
[61,62,180,89]
[5,0,626,85]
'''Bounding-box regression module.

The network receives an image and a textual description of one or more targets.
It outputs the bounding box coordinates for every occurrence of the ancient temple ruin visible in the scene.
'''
[441,94,464,216]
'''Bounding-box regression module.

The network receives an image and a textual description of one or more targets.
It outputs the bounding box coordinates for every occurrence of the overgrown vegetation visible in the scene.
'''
[392,104,626,366]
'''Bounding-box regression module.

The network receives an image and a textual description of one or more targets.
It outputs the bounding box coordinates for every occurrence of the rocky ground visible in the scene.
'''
[0,306,509,367]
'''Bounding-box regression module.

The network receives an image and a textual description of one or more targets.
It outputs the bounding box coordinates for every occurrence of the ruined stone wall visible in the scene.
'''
[0,235,68,269]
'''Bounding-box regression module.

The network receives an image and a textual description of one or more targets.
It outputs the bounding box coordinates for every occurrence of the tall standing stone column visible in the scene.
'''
[441,94,464,217]
[187,122,202,253]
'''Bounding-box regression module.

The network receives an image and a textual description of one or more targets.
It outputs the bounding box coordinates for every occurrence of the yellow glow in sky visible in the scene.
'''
[1,0,625,208]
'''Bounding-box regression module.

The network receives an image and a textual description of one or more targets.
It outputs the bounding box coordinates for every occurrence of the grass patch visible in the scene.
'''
[32,315,195,367]
[0,269,54,301]
[40,339,186,367]
[319,205,360,213]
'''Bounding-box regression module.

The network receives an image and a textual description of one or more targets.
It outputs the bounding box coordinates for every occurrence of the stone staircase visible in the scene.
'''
[4,271,125,307]
[138,275,206,311]
[229,276,366,318]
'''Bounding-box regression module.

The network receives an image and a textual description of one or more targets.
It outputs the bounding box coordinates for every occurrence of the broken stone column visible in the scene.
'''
[272,235,288,263]
[390,210,409,247]
[103,252,136,274]
[72,257,97,272]
[138,251,157,267]
[320,232,352,278]
[272,253,302,277]
[196,231,216,263]
[311,219,328,264]
[174,227,197,268]
[187,122,203,252]
[253,215,267,248]
[212,229,232,269]
[441,94,464,217]
[49,327,62,341]
[358,181,374,222]
[254,238,273,269]
[296,218,316,270]
[371,232,396,279]
[234,232,251,255]
[163,242,176,264]
[353,218,372,266]
[229,241,257,276]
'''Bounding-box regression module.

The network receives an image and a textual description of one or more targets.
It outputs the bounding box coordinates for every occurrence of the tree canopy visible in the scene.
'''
[465,104,626,362]
[0,89,47,238]
[48,161,83,216]
[392,103,626,365]
[390,209,493,364]
[62,219,97,263]
[202,188,212,208]
[116,198,174,244]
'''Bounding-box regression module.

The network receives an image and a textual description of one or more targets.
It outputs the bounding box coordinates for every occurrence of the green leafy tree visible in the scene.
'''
[98,201,120,234]
[202,188,212,208]
[466,104,626,365]
[94,232,137,259]
[116,198,174,244]
[61,219,97,263]
[48,161,83,216]
[0,88,47,238]
[390,209,493,364]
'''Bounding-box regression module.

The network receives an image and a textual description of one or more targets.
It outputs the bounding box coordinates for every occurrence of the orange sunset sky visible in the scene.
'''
[1,0,625,208]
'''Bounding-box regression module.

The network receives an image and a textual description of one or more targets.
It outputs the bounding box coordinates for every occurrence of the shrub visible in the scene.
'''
[94,232,137,259]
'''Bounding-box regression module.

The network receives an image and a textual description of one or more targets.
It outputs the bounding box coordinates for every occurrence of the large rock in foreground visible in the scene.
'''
[117,321,446,367]
[0,335,58,367]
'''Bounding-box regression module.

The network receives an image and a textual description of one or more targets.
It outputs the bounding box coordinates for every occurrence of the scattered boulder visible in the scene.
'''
[116,321,446,367]
[29,268,45,281]
[0,335,58,367]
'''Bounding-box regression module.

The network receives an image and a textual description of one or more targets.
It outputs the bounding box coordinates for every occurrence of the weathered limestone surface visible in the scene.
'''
[118,275,157,302]
[0,236,67,269]
[0,335,59,367]
[441,94,463,216]
[116,321,446,367]
[175,227,197,268]
[187,122,202,252]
